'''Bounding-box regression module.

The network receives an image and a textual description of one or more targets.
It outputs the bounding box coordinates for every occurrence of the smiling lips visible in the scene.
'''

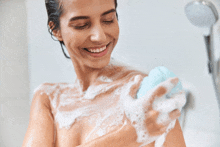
[87,46,107,53]
[83,43,110,57]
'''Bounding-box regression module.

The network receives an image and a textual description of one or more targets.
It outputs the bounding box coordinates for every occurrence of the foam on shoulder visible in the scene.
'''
[32,65,181,146]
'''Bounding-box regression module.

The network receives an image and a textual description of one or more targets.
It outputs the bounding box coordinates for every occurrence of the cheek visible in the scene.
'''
[61,34,81,57]
[112,23,119,38]
[112,24,119,47]
[62,31,85,49]
[105,22,119,39]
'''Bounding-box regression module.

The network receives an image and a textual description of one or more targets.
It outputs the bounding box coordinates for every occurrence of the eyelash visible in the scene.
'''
[74,23,90,30]
[103,20,114,24]
[74,20,114,30]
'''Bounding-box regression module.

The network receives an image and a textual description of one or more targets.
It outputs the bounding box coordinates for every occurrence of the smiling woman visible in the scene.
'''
[53,0,119,71]
[22,0,186,147]
[46,0,118,60]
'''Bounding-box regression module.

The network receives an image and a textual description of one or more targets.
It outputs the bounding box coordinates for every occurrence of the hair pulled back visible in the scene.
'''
[45,0,118,59]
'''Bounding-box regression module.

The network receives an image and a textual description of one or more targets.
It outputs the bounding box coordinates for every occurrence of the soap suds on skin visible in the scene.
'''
[121,75,186,147]
[120,75,169,146]
[152,90,186,113]
[33,68,185,147]
[97,76,113,83]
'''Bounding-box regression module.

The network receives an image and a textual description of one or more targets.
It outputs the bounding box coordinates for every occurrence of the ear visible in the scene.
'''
[49,21,63,41]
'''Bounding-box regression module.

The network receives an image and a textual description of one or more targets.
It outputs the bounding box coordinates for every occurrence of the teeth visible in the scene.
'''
[87,46,106,53]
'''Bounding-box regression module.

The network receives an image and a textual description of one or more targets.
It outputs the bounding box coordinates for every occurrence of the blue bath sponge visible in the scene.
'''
[137,66,182,98]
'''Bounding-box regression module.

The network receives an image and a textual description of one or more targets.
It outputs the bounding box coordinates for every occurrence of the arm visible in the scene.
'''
[163,120,186,147]
[22,87,55,147]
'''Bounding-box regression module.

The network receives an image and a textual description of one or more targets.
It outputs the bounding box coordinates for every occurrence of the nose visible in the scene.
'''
[90,24,107,43]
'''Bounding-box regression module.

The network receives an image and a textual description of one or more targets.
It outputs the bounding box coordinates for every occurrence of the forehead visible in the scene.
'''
[61,0,115,16]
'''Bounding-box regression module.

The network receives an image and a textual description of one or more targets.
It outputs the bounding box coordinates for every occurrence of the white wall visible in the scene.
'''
[1,0,219,146]
[27,0,76,99]
[0,0,30,147]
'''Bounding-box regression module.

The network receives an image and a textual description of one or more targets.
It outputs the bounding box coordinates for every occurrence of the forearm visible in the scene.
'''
[163,120,186,147]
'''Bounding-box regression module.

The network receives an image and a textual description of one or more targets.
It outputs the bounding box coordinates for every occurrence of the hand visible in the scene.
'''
[121,76,186,145]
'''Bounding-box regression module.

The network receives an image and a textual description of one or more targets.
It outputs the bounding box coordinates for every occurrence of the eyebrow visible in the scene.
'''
[69,9,116,22]
[101,9,116,16]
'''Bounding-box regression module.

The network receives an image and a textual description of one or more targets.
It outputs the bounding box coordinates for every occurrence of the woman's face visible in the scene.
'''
[56,0,119,69]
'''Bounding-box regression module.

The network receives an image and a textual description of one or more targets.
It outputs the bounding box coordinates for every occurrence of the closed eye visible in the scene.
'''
[74,22,90,30]
[103,20,114,24]
[73,20,114,30]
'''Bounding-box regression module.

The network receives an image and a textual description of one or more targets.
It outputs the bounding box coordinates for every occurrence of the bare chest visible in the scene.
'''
[52,83,125,146]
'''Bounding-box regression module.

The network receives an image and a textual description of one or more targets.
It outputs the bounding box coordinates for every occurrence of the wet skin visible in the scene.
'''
[53,0,120,91]
[22,65,186,147]
[22,0,186,146]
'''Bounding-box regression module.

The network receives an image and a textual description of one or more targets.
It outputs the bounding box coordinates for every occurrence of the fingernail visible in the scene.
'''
[170,78,179,84]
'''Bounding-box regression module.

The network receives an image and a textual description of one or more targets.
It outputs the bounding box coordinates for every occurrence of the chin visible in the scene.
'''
[87,57,111,69]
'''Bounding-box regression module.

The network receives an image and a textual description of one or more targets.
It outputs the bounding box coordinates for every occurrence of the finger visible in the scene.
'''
[159,124,169,133]
[160,117,178,131]
[153,90,186,113]
[148,77,179,104]
[159,77,179,95]
[157,112,178,127]
[145,110,159,124]
[156,112,170,125]
[158,109,181,126]
[169,109,181,120]
[170,90,187,110]
[129,75,144,98]
[145,115,168,136]
[165,90,186,112]
[149,124,168,136]
[122,75,143,97]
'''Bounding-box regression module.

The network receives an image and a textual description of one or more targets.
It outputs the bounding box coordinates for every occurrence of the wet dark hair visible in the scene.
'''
[45,0,118,59]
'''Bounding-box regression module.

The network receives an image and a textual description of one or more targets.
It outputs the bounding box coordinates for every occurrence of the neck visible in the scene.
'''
[72,61,105,92]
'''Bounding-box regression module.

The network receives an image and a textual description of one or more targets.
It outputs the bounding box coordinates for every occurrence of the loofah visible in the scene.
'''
[137,66,183,99]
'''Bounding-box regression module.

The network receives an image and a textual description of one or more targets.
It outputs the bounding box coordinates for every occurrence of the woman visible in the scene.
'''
[23,0,186,146]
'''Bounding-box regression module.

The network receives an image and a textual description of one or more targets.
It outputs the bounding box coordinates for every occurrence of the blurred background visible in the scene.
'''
[0,0,220,146]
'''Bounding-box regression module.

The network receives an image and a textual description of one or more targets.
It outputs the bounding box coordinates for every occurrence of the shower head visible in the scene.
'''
[185,0,219,35]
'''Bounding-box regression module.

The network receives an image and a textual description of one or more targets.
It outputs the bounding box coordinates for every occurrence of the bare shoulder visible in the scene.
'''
[30,82,59,119]
[33,82,61,97]
[103,60,148,82]
[33,82,71,103]
[23,83,59,147]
